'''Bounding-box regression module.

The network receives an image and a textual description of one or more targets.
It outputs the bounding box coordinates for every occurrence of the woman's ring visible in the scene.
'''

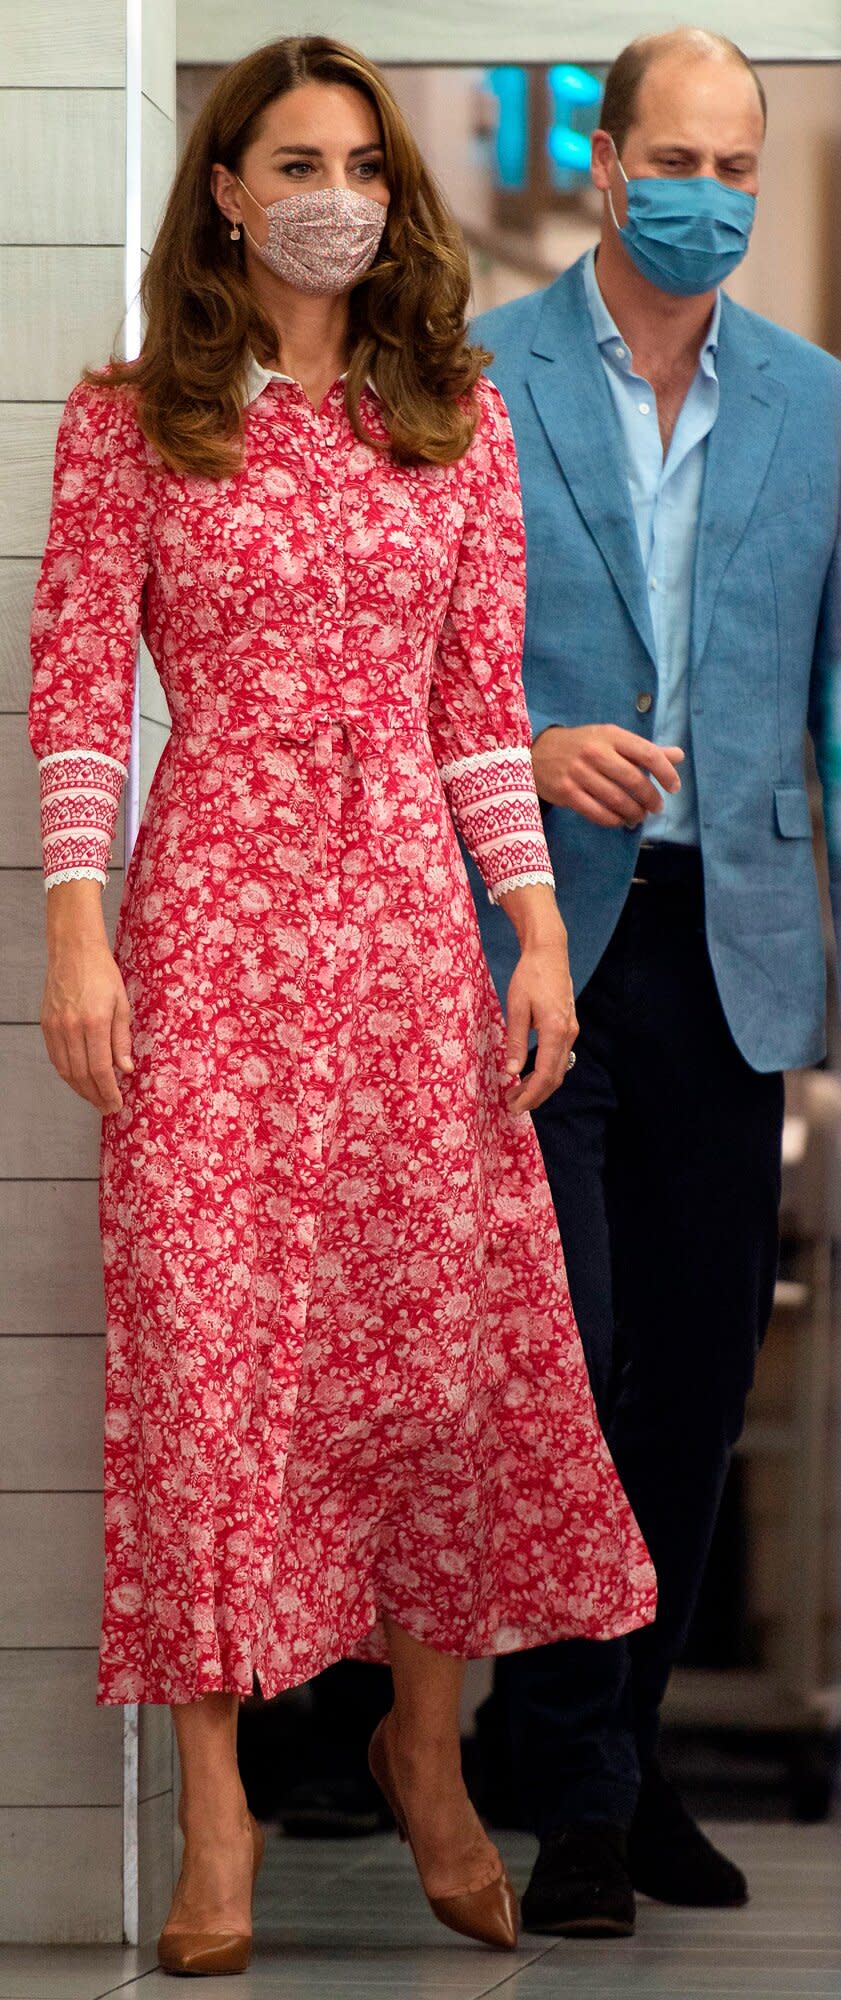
[567,1050,577,1071]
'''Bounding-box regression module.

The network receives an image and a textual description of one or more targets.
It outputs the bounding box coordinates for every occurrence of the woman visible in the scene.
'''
[29,35,656,1978]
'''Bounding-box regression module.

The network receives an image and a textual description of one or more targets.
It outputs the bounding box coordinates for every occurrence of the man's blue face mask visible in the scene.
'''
[608,142,757,297]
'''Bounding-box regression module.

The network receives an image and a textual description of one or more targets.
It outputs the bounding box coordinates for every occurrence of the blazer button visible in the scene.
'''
[635,692,653,715]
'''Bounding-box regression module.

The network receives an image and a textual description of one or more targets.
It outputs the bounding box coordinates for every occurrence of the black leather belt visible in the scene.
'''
[631,840,704,893]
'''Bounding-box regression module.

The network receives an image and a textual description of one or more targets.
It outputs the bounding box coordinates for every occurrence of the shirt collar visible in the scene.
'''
[582,245,721,369]
[243,352,380,405]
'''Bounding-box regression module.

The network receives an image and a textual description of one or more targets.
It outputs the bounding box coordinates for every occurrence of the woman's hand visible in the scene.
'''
[496,882,578,1117]
[41,879,134,1115]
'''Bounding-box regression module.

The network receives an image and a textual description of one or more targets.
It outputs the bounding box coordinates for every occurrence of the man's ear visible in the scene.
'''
[590,129,617,195]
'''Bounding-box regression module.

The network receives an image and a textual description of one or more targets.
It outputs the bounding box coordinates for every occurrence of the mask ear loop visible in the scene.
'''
[233,173,268,254]
[606,136,629,234]
[234,172,268,215]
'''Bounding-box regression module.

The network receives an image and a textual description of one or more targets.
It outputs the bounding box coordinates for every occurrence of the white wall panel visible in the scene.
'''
[0,248,125,401]
[177,0,841,64]
[0,1652,121,1807]
[140,639,172,729]
[0,1493,103,1646]
[0,559,38,710]
[0,1807,123,1943]
[137,1791,177,1942]
[0,1182,105,1337]
[0,94,125,247]
[0,714,48,863]
[0,1027,106,1179]
[143,0,177,120]
[139,714,172,760]
[139,1706,174,1805]
[141,94,176,255]
[0,405,62,558]
[0,1337,104,1490]
[0,0,124,87]
[139,713,172,817]
[2,2,179,1946]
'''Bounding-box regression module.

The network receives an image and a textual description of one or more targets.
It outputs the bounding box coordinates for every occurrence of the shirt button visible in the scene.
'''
[615,344,626,359]
[650,576,658,591]
[635,692,653,715]
[639,400,651,415]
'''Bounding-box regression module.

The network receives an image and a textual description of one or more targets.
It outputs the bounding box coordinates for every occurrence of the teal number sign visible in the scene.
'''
[485,66,529,191]
[547,64,603,186]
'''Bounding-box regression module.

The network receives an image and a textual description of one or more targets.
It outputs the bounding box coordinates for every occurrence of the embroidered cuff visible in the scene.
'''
[39,748,126,891]
[438,746,555,904]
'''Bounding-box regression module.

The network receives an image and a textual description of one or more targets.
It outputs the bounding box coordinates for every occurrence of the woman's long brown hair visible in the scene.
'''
[86,36,490,478]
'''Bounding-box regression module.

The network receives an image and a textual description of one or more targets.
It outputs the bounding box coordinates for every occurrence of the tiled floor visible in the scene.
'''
[0,1820,839,2000]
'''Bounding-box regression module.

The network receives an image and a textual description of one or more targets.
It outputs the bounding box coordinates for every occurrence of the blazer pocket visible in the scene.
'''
[774,784,813,838]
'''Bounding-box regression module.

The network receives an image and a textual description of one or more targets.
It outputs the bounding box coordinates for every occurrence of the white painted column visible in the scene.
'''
[0,0,177,1945]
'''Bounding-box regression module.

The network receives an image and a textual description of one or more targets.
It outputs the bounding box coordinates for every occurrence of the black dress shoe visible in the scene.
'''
[275,1773,395,1838]
[521,1824,636,1937]
[628,1762,749,1907]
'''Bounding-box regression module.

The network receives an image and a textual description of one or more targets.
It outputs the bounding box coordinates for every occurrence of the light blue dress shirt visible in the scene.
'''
[582,247,721,845]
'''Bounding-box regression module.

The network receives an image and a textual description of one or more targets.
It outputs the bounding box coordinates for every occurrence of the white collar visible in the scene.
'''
[244,352,379,405]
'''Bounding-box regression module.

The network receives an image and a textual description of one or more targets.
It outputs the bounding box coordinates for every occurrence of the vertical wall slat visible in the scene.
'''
[0,0,177,1946]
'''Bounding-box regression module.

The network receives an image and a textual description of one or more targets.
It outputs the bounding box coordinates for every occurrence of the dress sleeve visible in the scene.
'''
[427,376,555,906]
[28,379,154,891]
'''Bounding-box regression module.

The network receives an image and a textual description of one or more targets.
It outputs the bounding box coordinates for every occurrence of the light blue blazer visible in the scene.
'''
[465,254,841,1074]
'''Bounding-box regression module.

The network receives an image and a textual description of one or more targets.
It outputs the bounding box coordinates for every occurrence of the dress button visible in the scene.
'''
[635,692,653,715]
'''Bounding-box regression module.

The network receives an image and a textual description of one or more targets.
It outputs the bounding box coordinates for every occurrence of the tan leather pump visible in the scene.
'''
[368,1714,519,1951]
[157,1808,265,1977]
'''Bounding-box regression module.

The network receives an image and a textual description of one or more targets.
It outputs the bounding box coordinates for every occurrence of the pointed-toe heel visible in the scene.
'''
[157,1809,265,1977]
[157,1930,253,1977]
[429,1868,519,1951]
[368,1716,519,1951]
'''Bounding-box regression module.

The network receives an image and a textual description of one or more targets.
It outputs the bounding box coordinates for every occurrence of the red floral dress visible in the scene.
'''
[29,367,656,1705]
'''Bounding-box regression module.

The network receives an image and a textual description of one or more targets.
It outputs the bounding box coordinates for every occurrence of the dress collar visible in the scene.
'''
[243,352,380,404]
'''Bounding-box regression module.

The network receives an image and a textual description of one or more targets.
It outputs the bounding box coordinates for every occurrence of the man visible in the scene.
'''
[466,27,841,1938]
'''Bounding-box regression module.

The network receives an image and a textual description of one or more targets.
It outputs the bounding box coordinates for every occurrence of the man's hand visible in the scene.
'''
[533,724,685,829]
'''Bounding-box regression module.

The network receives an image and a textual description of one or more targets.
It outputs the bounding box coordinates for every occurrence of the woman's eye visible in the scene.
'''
[283,162,313,179]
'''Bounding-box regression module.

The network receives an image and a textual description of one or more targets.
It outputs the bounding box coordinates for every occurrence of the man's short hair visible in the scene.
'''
[601,28,768,155]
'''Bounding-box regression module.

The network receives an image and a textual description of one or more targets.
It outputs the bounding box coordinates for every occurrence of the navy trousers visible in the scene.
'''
[497,843,785,1834]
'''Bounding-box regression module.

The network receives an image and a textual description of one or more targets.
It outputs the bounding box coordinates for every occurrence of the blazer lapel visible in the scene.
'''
[525,261,657,668]
[691,299,787,670]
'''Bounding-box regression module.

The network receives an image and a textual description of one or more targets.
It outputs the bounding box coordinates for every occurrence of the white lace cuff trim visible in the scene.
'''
[437,744,532,786]
[44,866,108,891]
[488,869,556,905]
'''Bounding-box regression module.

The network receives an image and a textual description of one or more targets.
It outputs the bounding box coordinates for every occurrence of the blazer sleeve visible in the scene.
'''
[809,506,841,972]
[28,379,155,891]
[427,378,555,906]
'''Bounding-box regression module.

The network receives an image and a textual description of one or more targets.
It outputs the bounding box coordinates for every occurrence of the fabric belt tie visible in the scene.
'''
[169,700,428,835]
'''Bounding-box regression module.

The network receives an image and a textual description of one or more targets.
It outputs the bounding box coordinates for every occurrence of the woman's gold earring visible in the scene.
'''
[230,220,241,241]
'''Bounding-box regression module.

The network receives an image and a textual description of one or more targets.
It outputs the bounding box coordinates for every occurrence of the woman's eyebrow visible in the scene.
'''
[270,143,383,160]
